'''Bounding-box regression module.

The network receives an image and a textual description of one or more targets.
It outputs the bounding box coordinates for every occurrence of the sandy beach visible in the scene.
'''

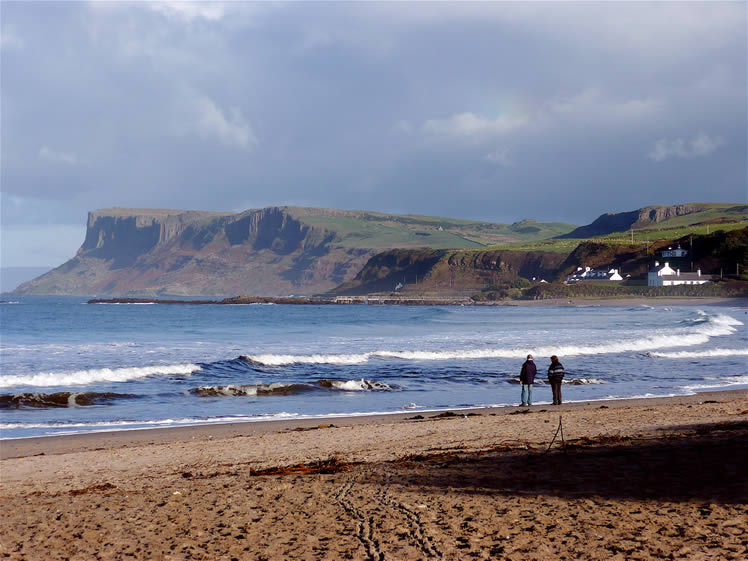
[1,390,747,560]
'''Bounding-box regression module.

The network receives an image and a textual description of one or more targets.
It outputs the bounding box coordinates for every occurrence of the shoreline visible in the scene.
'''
[2,388,746,560]
[78,295,748,307]
[2,388,745,461]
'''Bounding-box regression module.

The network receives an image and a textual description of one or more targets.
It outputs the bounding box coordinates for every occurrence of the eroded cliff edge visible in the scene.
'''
[14,207,371,297]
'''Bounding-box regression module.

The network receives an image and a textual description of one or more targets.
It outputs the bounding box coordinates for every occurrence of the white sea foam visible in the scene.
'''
[243,353,371,366]
[242,312,743,365]
[90,302,156,305]
[0,413,302,432]
[681,375,748,391]
[327,379,392,391]
[0,364,200,389]
[564,378,605,385]
[650,348,748,359]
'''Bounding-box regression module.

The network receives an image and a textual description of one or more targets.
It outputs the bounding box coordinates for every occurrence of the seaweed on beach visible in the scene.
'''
[249,456,357,476]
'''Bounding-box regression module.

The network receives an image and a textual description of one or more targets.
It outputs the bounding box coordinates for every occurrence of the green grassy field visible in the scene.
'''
[294,210,576,249]
[287,204,746,253]
[603,220,748,243]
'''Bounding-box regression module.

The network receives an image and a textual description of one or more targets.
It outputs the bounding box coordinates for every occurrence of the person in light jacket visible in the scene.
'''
[519,354,536,406]
[547,355,565,405]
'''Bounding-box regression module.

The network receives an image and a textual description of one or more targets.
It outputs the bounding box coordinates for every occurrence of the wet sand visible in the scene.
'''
[1,390,747,560]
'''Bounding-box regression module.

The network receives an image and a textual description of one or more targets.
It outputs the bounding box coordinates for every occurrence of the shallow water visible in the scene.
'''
[1,297,746,439]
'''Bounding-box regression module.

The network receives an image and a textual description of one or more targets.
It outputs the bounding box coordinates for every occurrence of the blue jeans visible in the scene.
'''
[521,384,533,406]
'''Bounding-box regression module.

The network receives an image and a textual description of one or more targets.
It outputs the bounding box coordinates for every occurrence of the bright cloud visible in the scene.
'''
[39,147,78,165]
[483,148,513,167]
[422,113,527,137]
[180,94,257,150]
[147,1,226,23]
[0,26,24,50]
[648,133,726,162]
[548,89,661,122]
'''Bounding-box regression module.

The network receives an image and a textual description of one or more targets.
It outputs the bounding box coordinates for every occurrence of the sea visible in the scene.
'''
[1,296,746,440]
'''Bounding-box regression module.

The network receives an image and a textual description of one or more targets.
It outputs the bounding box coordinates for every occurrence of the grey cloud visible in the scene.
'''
[39,146,79,165]
[1,1,745,267]
[648,134,726,162]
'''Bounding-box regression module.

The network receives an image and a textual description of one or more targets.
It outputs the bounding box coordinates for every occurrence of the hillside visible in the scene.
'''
[331,248,567,296]
[12,207,574,297]
[330,227,748,299]
[558,203,747,239]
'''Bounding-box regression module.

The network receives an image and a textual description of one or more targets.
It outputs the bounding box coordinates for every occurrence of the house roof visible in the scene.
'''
[661,273,713,281]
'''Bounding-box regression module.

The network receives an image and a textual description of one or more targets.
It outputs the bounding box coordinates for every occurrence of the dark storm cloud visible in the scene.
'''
[1,1,745,265]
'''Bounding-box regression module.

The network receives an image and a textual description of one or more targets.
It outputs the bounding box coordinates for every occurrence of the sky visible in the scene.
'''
[1,1,746,268]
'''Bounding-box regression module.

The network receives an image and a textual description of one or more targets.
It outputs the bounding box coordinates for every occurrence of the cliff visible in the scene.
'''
[559,204,703,239]
[331,227,748,299]
[14,206,573,297]
[331,248,566,296]
[14,207,371,297]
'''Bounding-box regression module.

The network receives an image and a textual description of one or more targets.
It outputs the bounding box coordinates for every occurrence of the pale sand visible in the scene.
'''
[1,390,747,560]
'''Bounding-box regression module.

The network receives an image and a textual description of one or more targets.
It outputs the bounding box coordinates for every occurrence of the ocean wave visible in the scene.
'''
[0,413,304,432]
[0,392,137,409]
[191,383,312,397]
[506,377,604,385]
[0,364,201,389]
[681,375,748,391]
[240,312,742,365]
[240,353,370,366]
[318,378,393,391]
[192,378,394,397]
[564,377,605,385]
[89,302,156,305]
[649,348,748,359]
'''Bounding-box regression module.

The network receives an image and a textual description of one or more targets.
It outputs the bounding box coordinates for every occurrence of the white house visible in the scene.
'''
[648,261,713,286]
[660,245,688,258]
[567,266,623,283]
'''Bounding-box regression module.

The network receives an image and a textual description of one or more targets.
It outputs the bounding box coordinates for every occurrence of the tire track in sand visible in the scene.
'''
[333,474,384,561]
[374,470,444,560]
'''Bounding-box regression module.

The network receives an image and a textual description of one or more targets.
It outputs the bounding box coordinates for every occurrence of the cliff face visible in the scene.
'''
[332,248,566,296]
[559,204,700,239]
[15,207,373,297]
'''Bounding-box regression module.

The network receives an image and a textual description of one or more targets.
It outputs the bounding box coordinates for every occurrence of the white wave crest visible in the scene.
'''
[681,375,748,391]
[243,312,742,365]
[0,413,302,433]
[243,353,371,366]
[327,379,392,391]
[650,348,748,359]
[0,364,200,389]
[564,378,605,385]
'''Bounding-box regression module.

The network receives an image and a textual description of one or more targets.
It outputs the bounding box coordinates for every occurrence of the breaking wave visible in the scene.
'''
[564,378,606,385]
[0,364,201,389]
[506,377,605,385]
[649,348,748,359]
[0,392,138,409]
[681,375,748,391]
[241,312,742,365]
[241,354,370,366]
[191,378,393,397]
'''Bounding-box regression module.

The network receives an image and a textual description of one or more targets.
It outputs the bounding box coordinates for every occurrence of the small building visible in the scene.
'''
[660,245,688,258]
[648,261,713,286]
[566,266,623,283]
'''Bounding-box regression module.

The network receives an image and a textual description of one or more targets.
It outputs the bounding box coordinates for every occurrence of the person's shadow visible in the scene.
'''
[377,420,748,504]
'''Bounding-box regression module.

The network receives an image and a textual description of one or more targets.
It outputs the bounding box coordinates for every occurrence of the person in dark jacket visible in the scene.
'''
[519,354,536,406]
[547,355,565,405]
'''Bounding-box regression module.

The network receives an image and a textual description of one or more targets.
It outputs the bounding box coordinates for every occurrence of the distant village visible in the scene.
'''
[565,245,714,287]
